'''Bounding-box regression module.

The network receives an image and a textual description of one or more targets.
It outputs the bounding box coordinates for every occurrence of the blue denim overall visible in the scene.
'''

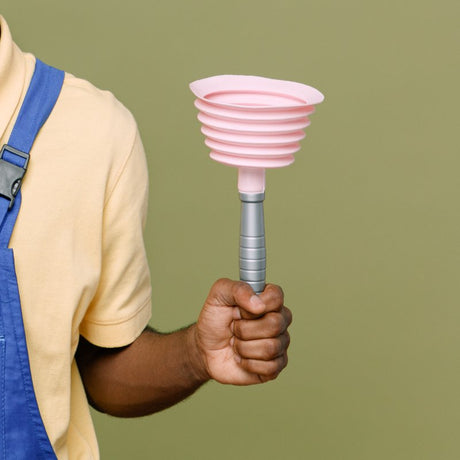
[0,60,64,459]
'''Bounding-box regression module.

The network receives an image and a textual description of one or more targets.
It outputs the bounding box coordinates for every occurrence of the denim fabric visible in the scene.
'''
[0,59,63,459]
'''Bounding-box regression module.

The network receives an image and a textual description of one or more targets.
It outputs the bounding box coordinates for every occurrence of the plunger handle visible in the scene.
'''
[239,192,266,295]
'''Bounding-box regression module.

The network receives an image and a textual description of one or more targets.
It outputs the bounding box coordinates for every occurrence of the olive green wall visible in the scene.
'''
[2,0,460,459]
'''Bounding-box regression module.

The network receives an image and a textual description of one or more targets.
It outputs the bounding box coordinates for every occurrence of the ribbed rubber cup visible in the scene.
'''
[190,74,323,193]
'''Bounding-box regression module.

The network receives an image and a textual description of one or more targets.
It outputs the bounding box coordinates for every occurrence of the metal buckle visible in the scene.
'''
[0,144,30,209]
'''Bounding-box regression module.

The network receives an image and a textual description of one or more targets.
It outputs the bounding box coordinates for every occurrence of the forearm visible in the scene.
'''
[76,325,209,417]
[76,280,291,417]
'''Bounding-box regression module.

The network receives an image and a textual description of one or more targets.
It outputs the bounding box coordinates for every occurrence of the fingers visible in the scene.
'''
[257,284,285,313]
[203,278,292,384]
[233,333,291,361]
[206,278,256,309]
[206,279,284,318]
[237,354,289,383]
[233,306,292,340]
[232,306,292,382]
[238,284,285,320]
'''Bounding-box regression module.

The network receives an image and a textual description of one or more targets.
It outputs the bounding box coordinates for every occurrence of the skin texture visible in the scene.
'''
[76,279,292,417]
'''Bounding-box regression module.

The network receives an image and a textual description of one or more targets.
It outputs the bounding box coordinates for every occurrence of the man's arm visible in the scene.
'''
[75,279,292,417]
[76,325,208,417]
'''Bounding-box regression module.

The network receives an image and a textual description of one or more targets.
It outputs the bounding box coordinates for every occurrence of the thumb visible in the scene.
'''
[205,278,266,318]
[238,294,265,320]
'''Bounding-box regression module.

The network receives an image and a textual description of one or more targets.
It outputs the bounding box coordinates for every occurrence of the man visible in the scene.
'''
[0,15,292,458]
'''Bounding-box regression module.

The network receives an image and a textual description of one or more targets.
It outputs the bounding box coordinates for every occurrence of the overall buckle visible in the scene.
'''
[0,144,30,209]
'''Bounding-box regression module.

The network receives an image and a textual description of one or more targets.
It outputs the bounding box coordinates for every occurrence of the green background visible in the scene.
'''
[2,0,460,459]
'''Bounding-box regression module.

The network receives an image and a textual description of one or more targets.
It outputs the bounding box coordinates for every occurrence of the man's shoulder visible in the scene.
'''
[62,72,136,125]
[43,67,141,166]
[56,70,138,145]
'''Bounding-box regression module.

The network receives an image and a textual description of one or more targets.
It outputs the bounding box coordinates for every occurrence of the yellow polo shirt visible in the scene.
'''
[0,16,152,459]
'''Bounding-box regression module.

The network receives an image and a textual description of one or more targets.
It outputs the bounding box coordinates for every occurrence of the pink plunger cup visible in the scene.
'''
[190,75,324,294]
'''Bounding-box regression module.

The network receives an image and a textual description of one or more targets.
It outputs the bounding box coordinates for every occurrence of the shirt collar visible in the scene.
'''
[0,15,26,145]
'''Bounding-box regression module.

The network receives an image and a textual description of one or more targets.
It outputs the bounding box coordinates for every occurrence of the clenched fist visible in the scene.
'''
[195,278,292,385]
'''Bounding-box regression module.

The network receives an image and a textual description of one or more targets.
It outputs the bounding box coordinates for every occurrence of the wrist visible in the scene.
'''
[185,324,211,384]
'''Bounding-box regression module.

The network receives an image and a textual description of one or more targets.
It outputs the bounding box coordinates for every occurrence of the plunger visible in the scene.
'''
[190,75,324,294]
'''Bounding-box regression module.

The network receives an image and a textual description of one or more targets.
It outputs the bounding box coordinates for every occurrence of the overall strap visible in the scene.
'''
[0,59,64,244]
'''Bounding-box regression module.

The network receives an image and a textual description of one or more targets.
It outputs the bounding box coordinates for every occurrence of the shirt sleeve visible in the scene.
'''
[79,128,152,348]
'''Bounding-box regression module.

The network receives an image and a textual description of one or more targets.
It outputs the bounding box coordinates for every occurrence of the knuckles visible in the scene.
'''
[267,313,281,332]
[262,360,280,376]
[234,333,291,361]
[210,277,231,292]
[266,312,285,336]
[263,284,284,307]
[263,338,283,360]
[232,308,292,340]
[242,354,288,378]
[268,334,290,359]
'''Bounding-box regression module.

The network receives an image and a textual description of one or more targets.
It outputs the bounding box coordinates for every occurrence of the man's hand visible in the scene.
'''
[76,278,292,417]
[194,278,292,385]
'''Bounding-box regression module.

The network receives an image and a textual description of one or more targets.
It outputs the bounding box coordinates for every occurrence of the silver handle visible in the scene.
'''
[239,192,266,294]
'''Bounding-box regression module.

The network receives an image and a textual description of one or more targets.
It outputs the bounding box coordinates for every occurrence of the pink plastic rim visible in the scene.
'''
[190,75,324,109]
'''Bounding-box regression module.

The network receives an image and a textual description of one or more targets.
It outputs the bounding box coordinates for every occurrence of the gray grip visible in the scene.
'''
[239,192,266,294]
